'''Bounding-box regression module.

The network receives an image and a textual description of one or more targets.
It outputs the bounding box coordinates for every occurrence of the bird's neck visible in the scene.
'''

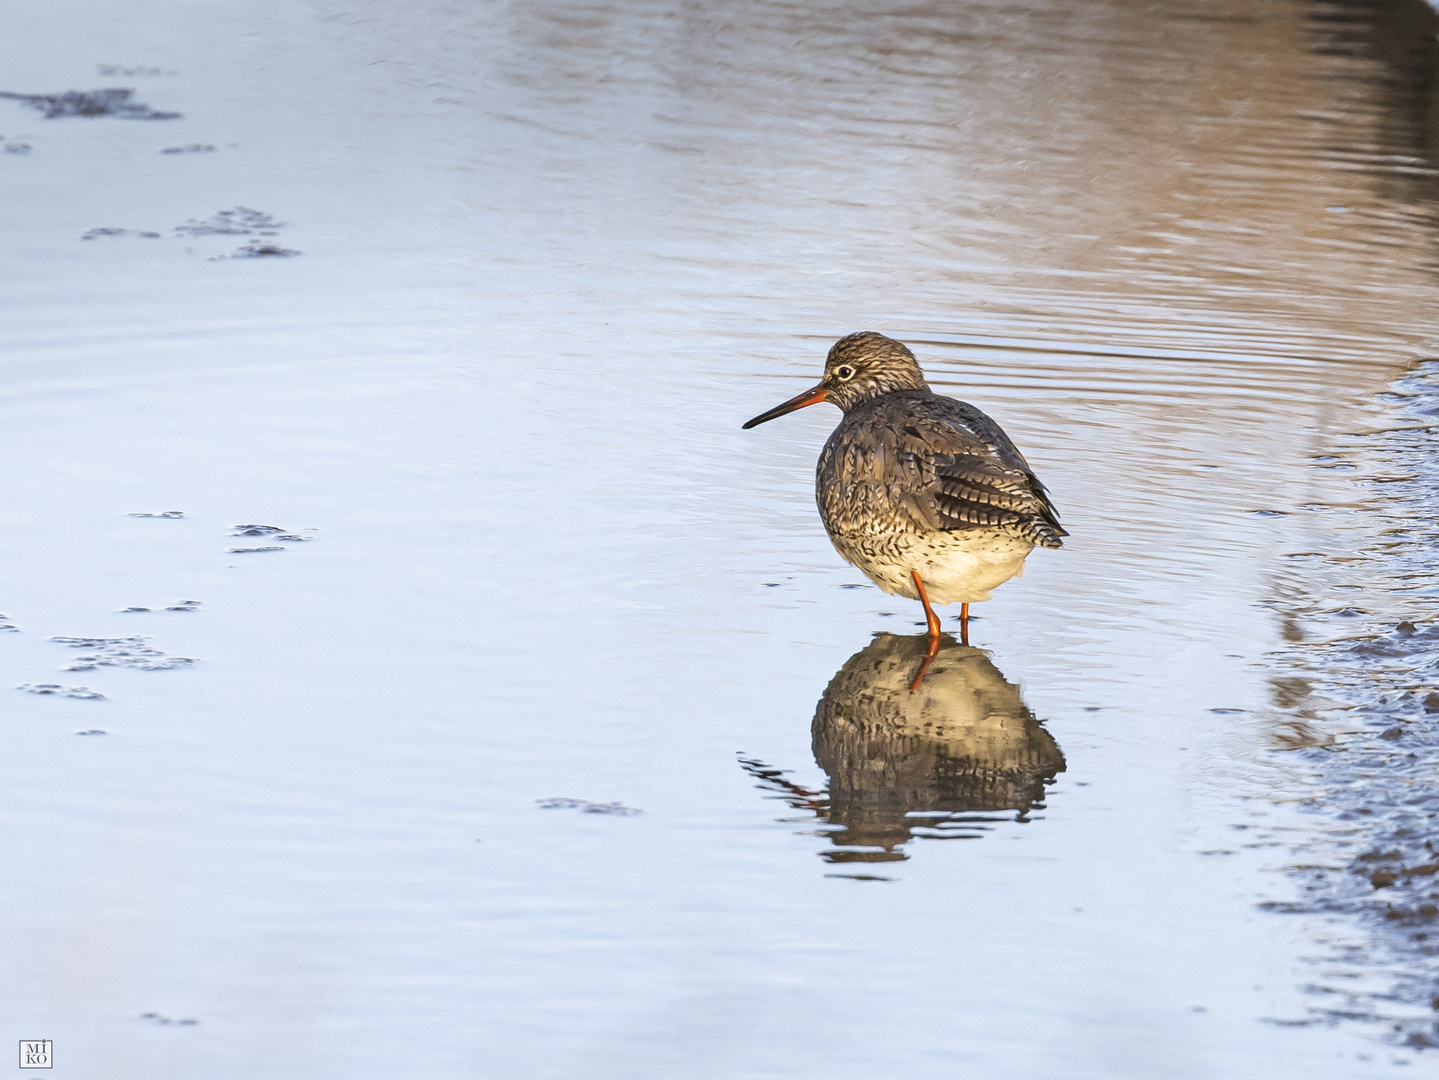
[842,378,929,410]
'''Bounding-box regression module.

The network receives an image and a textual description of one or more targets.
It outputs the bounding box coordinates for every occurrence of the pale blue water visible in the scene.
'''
[2,0,1438,1076]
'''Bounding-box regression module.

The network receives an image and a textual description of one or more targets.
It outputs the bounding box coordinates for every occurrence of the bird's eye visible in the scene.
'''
[835,365,856,381]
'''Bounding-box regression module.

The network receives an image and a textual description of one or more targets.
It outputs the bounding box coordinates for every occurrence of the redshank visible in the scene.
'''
[743,332,1065,678]
[737,632,1066,862]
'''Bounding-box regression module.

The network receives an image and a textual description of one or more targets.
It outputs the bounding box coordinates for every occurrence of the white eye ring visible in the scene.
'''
[835,365,856,381]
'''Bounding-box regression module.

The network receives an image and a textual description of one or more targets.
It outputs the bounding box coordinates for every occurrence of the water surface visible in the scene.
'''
[2,0,1439,1075]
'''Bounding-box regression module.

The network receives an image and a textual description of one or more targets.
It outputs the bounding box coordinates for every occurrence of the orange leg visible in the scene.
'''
[911,570,942,640]
[909,571,943,691]
[959,602,969,647]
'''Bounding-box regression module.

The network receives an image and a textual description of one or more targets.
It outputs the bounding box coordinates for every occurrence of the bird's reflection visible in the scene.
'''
[742,633,1065,864]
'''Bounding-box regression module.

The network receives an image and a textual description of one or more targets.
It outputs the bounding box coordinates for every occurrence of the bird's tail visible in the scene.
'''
[1021,518,1067,549]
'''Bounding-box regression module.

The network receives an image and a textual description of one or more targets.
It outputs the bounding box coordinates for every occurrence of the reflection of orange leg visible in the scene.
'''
[909,571,943,692]
[960,602,969,647]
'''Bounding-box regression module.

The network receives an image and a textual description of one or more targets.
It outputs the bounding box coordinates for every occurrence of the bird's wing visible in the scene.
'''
[873,398,1067,548]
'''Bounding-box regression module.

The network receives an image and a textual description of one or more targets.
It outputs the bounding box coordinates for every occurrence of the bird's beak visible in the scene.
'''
[741,384,828,429]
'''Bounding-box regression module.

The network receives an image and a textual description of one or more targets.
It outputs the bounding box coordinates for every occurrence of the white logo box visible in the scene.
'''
[19,1041,52,1069]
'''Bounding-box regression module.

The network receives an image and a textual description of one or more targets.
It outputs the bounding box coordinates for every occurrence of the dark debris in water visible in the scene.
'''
[175,208,302,260]
[2,138,31,155]
[0,88,180,120]
[228,524,313,552]
[121,601,200,614]
[82,228,160,240]
[79,209,302,259]
[17,684,104,700]
[160,144,214,154]
[175,208,282,237]
[232,525,312,541]
[536,797,641,815]
[98,65,174,77]
[212,241,301,260]
[50,635,196,672]
[129,510,184,518]
[139,1013,198,1026]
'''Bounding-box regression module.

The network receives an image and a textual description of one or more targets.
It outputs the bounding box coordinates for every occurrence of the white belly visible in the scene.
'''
[839,531,1035,605]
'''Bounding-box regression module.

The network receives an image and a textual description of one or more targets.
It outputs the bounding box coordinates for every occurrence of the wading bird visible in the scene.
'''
[743,332,1065,684]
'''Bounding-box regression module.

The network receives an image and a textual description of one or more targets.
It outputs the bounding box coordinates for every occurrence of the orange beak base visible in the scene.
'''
[741,384,828,430]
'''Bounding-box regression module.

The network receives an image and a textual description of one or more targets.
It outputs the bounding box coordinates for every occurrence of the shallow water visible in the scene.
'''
[2,0,1439,1076]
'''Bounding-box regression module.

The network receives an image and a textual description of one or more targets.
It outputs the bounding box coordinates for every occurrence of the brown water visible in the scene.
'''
[1,0,1438,1075]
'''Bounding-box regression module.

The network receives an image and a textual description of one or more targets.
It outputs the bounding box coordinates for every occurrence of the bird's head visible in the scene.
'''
[742,331,930,429]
